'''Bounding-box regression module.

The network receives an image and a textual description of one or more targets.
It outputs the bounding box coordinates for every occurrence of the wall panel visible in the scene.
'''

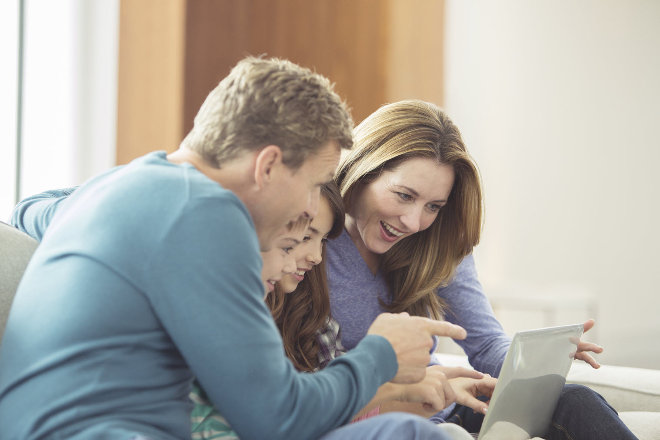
[117,0,444,163]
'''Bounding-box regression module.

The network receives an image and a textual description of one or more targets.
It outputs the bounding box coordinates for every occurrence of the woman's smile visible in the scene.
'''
[380,221,405,241]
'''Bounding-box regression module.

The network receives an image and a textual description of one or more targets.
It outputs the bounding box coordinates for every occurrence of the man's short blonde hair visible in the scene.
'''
[182,56,354,169]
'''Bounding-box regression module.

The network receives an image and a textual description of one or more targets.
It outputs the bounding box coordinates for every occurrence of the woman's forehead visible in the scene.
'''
[308,197,333,233]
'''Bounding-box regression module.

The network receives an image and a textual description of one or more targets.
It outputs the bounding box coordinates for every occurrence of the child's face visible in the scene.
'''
[278,197,334,294]
[260,221,308,298]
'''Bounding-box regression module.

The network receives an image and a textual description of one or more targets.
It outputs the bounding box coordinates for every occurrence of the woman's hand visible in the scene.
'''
[395,365,485,413]
[376,365,493,418]
[449,374,497,415]
[575,319,603,369]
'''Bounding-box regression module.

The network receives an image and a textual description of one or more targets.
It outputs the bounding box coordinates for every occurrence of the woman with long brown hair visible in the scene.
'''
[324,100,635,439]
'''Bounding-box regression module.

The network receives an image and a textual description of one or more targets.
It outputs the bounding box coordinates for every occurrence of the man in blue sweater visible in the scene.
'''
[0,57,465,439]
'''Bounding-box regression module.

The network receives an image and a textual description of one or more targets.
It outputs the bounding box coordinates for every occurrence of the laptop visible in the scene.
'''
[477,323,584,440]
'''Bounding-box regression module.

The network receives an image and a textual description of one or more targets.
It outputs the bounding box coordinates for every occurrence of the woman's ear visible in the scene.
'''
[254,145,283,189]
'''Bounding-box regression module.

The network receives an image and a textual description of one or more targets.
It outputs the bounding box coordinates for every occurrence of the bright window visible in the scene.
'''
[0,0,118,222]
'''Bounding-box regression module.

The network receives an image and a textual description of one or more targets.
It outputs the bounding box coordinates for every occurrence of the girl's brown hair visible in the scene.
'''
[335,100,483,319]
[265,182,345,371]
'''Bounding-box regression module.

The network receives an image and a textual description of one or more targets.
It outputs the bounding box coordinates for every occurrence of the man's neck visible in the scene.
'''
[167,147,254,200]
[168,146,271,251]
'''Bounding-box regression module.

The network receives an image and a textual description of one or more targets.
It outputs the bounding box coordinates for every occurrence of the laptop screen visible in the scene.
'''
[478,323,584,439]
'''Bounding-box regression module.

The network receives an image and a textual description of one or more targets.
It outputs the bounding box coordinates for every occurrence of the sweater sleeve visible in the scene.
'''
[147,195,398,440]
[9,187,77,241]
[437,254,511,376]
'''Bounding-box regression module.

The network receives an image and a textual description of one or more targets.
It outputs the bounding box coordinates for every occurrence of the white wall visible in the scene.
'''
[444,0,660,369]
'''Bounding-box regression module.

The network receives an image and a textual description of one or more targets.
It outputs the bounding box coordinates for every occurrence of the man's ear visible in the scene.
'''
[254,145,284,189]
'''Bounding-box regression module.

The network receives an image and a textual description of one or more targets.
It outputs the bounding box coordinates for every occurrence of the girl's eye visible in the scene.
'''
[302,235,311,242]
[282,247,294,254]
[397,192,413,202]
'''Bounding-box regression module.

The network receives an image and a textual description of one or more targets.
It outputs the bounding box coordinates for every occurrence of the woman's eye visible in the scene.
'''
[427,204,442,213]
[282,247,293,254]
[302,235,311,242]
[397,192,413,201]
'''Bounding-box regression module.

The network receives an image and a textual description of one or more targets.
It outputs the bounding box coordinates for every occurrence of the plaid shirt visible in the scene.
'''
[317,317,382,422]
[316,316,346,370]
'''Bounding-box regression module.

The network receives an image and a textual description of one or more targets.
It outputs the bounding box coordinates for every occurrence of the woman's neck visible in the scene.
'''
[344,215,380,275]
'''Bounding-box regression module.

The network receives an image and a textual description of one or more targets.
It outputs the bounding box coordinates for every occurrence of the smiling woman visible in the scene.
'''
[345,157,455,263]
[335,99,483,320]
[324,100,638,438]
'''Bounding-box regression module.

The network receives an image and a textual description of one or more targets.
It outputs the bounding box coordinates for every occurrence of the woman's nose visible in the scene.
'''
[307,245,322,265]
[400,206,423,233]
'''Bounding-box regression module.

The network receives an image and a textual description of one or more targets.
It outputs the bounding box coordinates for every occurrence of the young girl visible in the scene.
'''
[190,215,310,439]
[265,182,346,371]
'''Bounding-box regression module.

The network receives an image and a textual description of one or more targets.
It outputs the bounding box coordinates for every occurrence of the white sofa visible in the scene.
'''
[0,221,38,341]
[435,353,660,440]
[567,361,660,440]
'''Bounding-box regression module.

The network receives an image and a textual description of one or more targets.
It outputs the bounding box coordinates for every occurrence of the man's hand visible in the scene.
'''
[367,313,467,383]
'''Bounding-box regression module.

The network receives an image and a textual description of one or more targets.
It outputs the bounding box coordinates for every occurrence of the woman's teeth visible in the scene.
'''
[295,270,305,276]
[382,221,404,237]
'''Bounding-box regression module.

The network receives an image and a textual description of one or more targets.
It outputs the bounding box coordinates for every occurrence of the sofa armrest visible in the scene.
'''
[566,361,660,413]
[434,353,660,413]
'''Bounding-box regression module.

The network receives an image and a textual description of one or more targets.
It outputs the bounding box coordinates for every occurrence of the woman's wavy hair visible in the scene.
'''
[265,182,345,372]
[335,100,483,319]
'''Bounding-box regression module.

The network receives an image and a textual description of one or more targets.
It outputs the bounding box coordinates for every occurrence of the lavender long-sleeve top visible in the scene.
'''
[327,229,511,378]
